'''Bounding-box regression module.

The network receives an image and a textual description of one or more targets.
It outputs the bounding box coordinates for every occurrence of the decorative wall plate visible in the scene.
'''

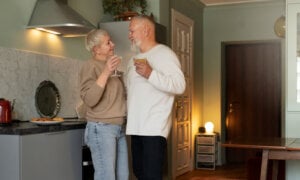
[35,80,60,118]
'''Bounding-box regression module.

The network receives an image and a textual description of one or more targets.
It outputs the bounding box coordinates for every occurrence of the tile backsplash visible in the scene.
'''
[0,47,84,120]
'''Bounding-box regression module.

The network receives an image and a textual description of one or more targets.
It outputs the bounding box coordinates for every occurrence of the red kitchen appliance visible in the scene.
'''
[0,98,12,125]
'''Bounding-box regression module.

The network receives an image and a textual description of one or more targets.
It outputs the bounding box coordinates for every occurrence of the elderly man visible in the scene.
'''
[126,15,186,180]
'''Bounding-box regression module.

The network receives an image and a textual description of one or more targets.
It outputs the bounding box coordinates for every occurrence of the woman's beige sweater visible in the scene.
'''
[79,59,126,125]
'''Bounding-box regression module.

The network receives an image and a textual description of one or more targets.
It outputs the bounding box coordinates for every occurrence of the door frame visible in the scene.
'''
[170,8,194,179]
[220,39,283,164]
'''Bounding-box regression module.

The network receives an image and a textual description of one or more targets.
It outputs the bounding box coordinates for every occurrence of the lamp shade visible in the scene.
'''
[205,122,214,133]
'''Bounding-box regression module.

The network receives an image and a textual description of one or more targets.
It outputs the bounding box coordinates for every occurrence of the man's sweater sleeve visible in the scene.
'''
[148,52,186,95]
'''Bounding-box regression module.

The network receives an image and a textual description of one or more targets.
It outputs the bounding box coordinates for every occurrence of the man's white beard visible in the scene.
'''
[131,41,141,53]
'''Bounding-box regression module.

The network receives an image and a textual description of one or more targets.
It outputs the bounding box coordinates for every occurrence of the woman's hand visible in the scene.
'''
[103,55,121,76]
[97,55,121,88]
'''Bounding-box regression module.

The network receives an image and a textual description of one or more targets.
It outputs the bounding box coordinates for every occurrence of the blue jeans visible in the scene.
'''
[85,122,129,180]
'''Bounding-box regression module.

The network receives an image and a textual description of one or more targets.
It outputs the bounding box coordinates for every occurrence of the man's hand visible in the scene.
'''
[134,60,152,79]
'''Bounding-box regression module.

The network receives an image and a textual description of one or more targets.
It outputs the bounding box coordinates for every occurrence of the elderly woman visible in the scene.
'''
[79,29,128,180]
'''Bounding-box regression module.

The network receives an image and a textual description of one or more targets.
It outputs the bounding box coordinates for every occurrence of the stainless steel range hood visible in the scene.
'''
[27,0,95,37]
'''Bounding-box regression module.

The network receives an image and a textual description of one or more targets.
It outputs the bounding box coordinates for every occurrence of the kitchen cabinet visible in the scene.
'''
[0,129,84,180]
[195,133,218,170]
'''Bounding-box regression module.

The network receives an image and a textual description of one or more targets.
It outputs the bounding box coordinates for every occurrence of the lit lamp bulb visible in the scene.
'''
[205,122,214,133]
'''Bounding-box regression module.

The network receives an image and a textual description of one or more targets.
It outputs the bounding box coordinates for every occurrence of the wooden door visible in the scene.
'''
[171,9,194,178]
[224,41,282,163]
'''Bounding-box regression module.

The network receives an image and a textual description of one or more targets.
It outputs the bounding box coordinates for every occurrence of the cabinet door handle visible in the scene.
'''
[45,131,66,135]
[82,161,93,166]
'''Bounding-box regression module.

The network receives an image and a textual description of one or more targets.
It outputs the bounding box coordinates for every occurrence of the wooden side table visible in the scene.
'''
[195,133,218,170]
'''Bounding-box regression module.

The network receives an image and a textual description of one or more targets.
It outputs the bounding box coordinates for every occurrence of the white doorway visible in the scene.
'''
[171,9,194,179]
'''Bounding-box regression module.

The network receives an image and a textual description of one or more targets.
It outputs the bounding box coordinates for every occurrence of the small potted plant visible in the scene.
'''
[102,0,147,21]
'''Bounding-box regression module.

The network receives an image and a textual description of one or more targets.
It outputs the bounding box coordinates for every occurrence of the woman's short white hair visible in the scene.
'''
[85,29,108,52]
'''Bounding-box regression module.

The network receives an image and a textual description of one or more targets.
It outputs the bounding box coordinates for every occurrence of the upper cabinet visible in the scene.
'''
[287,0,300,111]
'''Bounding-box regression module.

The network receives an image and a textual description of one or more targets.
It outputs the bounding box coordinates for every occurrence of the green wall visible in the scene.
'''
[203,1,285,137]
[0,0,97,60]
[0,0,165,61]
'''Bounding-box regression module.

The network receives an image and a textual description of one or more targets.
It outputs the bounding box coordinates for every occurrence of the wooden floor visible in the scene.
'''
[175,164,247,180]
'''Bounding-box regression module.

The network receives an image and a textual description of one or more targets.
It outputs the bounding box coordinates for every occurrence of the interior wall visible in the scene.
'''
[0,0,95,60]
[0,47,83,121]
[202,1,285,141]
[0,0,163,61]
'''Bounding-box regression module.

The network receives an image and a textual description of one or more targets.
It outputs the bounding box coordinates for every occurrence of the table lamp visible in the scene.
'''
[205,121,214,133]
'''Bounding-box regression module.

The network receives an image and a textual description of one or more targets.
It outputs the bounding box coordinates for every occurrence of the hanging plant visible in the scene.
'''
[102,0,147,21]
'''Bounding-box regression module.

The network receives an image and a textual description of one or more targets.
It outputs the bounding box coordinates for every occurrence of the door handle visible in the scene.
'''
[228,101,240,113]
[229,103,233,113]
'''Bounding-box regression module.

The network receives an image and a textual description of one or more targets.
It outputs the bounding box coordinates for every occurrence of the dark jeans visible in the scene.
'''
[131,135,167,180]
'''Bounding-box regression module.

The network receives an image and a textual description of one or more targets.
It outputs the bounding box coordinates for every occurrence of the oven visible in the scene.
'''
[82,145,94,180]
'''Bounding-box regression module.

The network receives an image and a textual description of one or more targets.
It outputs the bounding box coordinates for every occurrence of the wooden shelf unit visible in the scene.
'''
[195,133,218,170]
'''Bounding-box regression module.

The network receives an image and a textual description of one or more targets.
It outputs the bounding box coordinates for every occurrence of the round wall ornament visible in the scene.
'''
[274,15,285,38]
[35,80,60,118]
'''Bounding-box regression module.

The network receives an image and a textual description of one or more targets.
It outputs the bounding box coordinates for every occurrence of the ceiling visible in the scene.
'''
[199,0,279,6]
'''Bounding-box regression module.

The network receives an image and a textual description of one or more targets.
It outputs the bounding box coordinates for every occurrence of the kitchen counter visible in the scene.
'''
[0,119,86,135]
[0,119,85,180]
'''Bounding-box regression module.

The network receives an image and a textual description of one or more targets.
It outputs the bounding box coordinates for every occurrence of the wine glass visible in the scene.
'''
[111,56,122,77]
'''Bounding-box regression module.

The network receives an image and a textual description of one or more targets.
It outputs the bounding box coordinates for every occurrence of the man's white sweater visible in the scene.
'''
[126,44,186,138]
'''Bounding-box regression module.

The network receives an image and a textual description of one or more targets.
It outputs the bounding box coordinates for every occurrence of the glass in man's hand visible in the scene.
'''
[134,58,147,64]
